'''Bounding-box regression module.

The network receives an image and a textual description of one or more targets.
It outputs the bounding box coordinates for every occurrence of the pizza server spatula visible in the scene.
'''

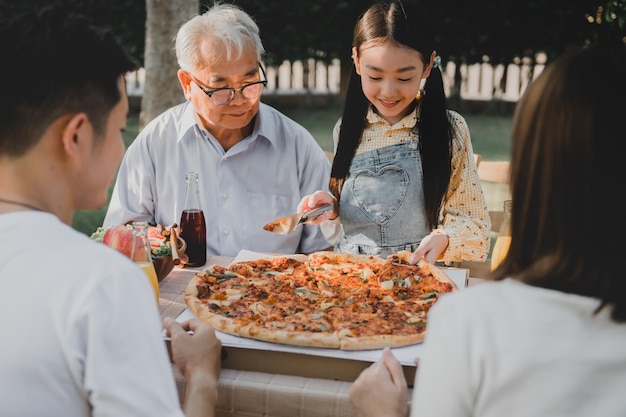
[263,203,334,234]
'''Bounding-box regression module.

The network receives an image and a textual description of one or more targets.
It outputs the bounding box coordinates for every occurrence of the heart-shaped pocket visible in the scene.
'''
[349,166,409,224]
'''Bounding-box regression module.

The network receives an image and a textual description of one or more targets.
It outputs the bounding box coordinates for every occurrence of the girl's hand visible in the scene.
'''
[297,191,338,224]
[409,231,449,264]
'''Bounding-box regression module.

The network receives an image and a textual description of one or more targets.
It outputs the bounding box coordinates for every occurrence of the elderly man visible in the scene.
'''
[104,3,332,259]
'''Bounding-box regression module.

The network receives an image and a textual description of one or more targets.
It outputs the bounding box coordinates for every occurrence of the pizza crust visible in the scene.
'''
[307,251,385,265]
[339,332,425,351]
[185,278,246,335]
[241,324,341,349]
[417,258,458,289]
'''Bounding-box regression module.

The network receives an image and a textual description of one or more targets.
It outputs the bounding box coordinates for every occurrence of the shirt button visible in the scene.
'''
[223,230,230,235]
[222,193,229,199]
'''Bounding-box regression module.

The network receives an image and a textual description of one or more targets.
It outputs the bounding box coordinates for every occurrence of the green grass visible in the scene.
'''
[71,102,513,236]
[464,113,513,160]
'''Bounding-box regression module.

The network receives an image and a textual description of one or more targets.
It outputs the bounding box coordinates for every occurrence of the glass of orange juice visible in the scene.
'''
[136,261,159,300]
[490,235,511,270]
[490,200,512,271]
[131,221,160,301]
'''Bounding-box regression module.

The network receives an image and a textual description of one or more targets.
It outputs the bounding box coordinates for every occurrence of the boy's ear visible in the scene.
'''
[60,113,91,158]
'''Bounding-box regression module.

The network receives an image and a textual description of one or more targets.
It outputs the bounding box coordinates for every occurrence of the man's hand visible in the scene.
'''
[163,318,221,417]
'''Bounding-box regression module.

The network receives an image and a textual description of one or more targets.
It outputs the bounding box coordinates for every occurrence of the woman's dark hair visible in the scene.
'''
[491,43,626,322]
[330,0,452,230]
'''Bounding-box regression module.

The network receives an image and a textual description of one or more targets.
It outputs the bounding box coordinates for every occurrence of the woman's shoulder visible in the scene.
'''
[433,279,525,315]
[435,278,604,319]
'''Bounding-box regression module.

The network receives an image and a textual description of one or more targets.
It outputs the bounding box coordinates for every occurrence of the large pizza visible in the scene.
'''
[184,251,457,350]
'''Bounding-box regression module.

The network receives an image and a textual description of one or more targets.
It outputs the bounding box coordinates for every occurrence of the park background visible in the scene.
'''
[1,0,623,236]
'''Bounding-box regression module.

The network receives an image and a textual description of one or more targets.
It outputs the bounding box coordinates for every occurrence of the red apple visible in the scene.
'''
[102,224,136,258]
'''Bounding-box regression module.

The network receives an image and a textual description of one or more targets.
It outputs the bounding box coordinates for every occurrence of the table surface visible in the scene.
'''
[158,255,484,417]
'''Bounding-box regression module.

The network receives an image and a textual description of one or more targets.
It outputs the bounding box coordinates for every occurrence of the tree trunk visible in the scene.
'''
[338,59,352,101]
[141,0,198,130]
[448,59,463,111]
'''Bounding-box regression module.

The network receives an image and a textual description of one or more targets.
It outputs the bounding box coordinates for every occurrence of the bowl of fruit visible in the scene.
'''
[91,223,187,281]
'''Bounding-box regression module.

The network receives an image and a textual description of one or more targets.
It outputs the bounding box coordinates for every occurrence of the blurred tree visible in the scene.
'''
[1,0,624,114]
[226,0,360,66]
[0,0,145,63]
[590,0,626,46]
[141,0,198,129]
[223,0,624,102]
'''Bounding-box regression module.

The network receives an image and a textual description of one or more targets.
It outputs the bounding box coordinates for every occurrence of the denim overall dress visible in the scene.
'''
[335,138,430,257]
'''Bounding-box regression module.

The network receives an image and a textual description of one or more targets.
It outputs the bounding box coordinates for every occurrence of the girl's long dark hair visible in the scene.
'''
[330,0,452,230]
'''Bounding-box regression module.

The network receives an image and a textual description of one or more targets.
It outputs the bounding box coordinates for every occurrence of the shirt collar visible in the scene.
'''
[178,101,276,146]
[251,103,278,147]
[365,104,419,130]
[178,102,201,142]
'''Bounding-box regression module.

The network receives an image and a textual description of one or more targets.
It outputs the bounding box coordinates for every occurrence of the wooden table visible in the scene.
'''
[159,256,483,417]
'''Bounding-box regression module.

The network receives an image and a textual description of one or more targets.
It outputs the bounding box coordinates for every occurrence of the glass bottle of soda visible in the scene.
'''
[179,172,207,267]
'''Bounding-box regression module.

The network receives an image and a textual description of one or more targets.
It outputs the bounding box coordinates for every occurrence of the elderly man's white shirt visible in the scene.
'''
[104,101,331,256]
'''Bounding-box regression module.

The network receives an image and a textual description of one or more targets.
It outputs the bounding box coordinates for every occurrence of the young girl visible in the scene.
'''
[299,0,490,264]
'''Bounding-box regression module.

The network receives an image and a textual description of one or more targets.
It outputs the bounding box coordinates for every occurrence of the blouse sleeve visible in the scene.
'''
[436,111,491,264]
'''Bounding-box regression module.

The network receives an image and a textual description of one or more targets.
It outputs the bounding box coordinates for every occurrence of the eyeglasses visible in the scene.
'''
[189,63,268,106]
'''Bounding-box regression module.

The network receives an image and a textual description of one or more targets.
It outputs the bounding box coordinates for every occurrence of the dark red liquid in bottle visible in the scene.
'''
[179,209,206,267]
